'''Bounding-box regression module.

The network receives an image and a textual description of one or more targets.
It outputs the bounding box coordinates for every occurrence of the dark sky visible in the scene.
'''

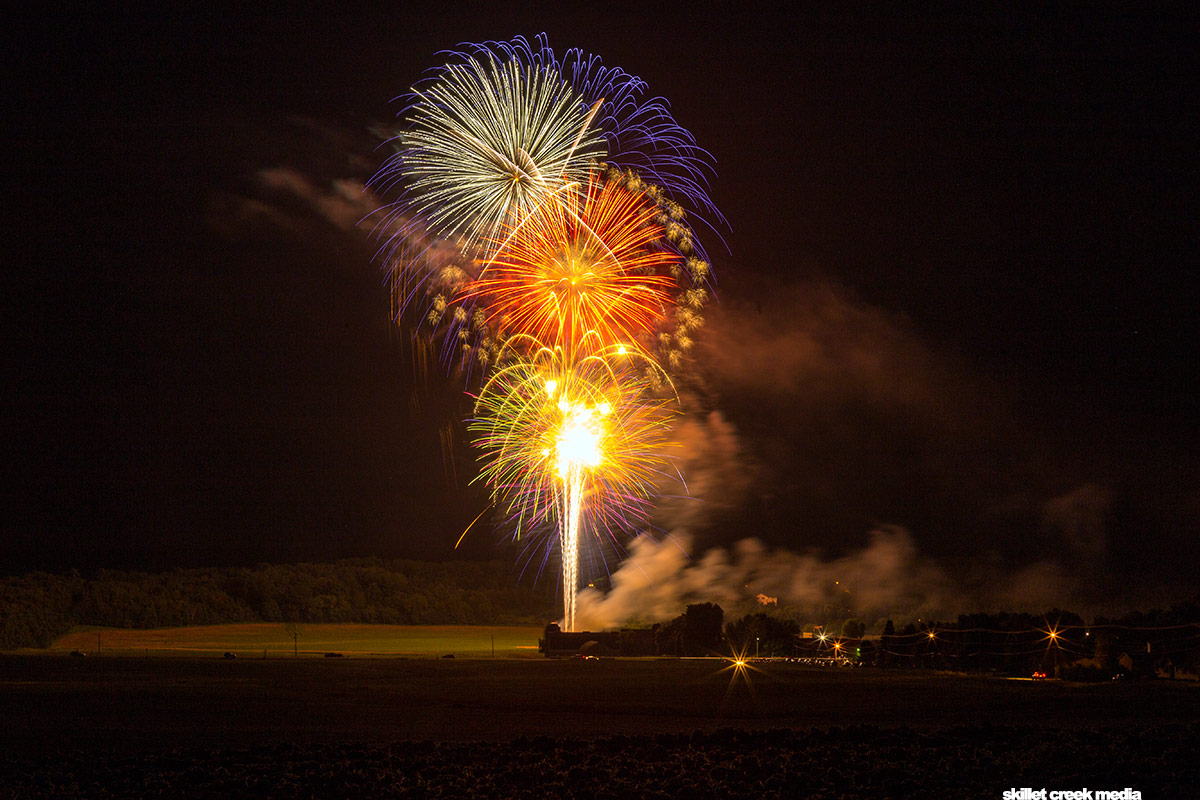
[5,6,1197,604]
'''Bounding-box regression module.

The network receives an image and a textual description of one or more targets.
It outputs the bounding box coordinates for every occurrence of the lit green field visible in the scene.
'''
[47,624,543,658]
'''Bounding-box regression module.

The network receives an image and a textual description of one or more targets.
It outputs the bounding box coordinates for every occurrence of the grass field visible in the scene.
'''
[45,623,543,658]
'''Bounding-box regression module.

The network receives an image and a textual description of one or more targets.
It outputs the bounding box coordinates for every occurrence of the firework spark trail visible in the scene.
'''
[560,469,582,627]
[554,400,601,629]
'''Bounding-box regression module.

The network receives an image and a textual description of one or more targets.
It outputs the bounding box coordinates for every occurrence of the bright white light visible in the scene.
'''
[556,409,602,476]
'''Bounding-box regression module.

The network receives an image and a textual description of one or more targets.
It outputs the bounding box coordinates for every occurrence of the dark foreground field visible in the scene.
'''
[2,656,1197,797]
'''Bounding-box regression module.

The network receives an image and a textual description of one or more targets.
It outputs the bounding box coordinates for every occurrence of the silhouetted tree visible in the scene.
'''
[682,603,724,656]
[655,615,685,656]
[725,613,800,657]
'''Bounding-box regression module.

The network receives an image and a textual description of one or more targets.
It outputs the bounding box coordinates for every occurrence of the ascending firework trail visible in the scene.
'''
[371,34,723,630]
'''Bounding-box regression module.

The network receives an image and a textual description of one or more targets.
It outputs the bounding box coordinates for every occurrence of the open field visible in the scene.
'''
[1,656,1196,796]
[42,623,543,658]
[2,655,1198,752]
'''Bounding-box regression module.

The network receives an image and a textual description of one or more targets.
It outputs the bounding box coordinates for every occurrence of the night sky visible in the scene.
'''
[5,7,1197,607]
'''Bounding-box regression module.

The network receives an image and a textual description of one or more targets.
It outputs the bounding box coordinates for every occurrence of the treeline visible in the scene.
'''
[868,605,1200,677]
[0,559,557,649]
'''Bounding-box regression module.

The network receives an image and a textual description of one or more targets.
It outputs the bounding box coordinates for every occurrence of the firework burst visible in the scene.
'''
[373,48,605,258]
[461,171,679,356]
[469,336,674,628]
[450,35,726,255]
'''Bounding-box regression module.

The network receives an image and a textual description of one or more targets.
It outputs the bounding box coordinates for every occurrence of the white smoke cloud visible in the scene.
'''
[1042,482,1110,565]
[652,406,752,532]
[575,527,963,631]
[255,169,379,232]
[574,525,1107,633]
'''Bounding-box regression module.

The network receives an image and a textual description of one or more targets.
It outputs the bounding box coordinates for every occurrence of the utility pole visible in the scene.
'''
[285,623,300,657]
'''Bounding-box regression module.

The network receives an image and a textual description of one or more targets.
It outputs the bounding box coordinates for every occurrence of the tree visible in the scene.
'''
[682,603,724,656]
[725,613,800,657]
[655,615,685,656]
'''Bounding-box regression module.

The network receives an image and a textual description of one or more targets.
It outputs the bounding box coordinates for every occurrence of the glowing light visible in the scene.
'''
[555,400,603,476]
[719,643,763,716]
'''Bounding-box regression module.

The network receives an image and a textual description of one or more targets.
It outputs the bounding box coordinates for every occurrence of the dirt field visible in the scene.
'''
[1,656,1196,796]
[46,623,544,658]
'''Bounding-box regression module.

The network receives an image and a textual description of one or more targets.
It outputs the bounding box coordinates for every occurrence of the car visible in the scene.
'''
[1031,671,1047,680]
[69,650,86,658]
[323,652,344,658]
[223,652,237,659]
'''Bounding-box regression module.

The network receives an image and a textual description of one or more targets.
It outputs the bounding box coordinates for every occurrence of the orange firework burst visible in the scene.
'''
[461,172,678,354]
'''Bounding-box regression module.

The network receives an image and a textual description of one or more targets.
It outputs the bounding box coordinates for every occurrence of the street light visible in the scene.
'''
[756,637,760,658]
